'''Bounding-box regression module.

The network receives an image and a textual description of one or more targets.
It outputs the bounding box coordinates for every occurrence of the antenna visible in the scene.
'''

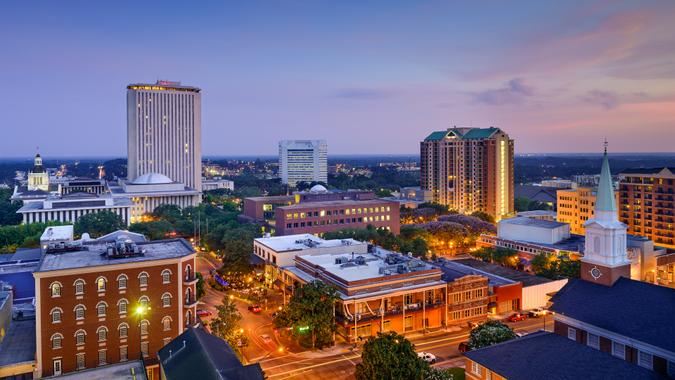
[603,138,608,154]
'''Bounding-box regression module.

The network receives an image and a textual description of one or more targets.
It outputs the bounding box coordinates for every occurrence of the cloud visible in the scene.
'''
[473,78,534,105]
[583,90,651,110]
[330,87,390,100]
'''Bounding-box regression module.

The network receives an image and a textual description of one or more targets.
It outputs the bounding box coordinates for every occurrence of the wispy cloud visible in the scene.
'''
[583,90,650,109]
[330,88,390,100]
[473,78,534,105]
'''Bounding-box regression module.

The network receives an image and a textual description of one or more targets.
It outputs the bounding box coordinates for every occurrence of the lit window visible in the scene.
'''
[96,277,106,292]
[139,296,149,309]
[50,282,62,297]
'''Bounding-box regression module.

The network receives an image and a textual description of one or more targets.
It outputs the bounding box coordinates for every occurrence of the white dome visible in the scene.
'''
[132,173,173,185]
[309,184,328,193]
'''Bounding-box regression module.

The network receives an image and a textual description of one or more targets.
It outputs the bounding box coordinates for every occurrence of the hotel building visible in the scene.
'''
[618,167,675,248]
[33,233,197,378]
[127,81,202,191]
[279,140,327,186]
[420,127,514,221]
[557,187,618,235]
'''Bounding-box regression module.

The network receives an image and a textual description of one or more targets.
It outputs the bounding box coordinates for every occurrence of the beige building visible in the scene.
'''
[557,187,619,235]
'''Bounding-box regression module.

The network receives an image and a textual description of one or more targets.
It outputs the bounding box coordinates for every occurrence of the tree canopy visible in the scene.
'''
[73,211,125,238]
[355,332,428,380]
[468,320,517,350]
[0,188,22,226]
[209,296,248,355]
[530,253,580,279]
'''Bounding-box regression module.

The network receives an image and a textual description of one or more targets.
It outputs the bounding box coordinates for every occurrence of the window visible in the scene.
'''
[74,279,85,295]
[118,323,129,338]
[118,274,128,290]
[162,269,171,284]
[118,299,128,314]
[75,330,86,345]
[51,308,62,323]
[612,341,626,359]
[96,277,106,292]
[97,326,108,342]
[471,361,482,376]
[567,327,576,341]
[185,265,193,280]
[139,296,149,309]
[139,272,149,287]
[98,349,107,366]
[162,293,172,307]
[638,351,653,370]
[140,320,149,335]
[486,370,492,380]
[50,282,62,297]
[76,353,85,370]
[186,310,193,326]
[141,341,149,357]
[96,302,107,317]
[51,333,63,349]
[162,316,172,331]
[119,346,128,362]
[587,333,599,349]
[74,304,85,320]
[53,359,62,375]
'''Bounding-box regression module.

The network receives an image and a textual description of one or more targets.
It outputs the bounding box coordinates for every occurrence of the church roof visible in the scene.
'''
[595,151,616,212]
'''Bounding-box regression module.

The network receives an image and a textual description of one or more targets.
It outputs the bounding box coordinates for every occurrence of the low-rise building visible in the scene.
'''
[17,192,133,226]
[557,186,619,235]
[201,178,234,192]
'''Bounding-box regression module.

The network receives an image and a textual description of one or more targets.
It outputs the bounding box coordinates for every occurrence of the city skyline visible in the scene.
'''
[2,1,675,157]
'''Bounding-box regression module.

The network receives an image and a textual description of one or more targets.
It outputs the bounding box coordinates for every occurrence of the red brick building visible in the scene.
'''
[33,236,196,378]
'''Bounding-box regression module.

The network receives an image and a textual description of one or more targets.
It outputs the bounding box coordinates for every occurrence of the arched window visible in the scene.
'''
[96,302,107,317]
[161,293,172,308]
[50,282,62,297]
[139,296,150,309]
[75,329,86,345]
[186,310,193,326]
[51,333,63,349]
[74,279,85,295]
[96,276,107,292]
[118,323,129,338]
[118,299,128,315]
[140,320,149,335]
[74,304,86,320]
[51,307,63,323]
[162,316,172,331]
[161,269,172,284]
[186,288,193,304]
[117,274,128,290]
[97,326,108,342]
[185,264,193,280]
[138,272,149,287]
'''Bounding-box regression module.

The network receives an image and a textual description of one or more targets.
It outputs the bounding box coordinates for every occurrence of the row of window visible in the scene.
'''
[284,206,392,220]
[567,327,656,370]
[50,293,178,323]
[450,288,485,304]
[285,215,391,229]
[52,340,167,374]
[50,318,171,349]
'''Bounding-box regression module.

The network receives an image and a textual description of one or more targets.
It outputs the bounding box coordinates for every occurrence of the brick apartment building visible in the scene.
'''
[33,235,196,378]
[619,167,675,248]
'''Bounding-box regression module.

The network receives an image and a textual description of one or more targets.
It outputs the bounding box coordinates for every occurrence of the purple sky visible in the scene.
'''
[1,1,674,157]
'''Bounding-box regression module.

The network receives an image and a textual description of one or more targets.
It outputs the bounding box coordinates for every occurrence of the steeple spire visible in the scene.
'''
[595,141,616,216]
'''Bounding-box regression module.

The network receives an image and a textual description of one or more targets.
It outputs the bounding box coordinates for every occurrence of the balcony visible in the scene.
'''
[184,275,198,285]
[184,297,198,308]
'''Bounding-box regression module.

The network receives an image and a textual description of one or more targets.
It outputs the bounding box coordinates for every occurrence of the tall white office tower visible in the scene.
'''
[127,80,202,190]
[279,140,327,186]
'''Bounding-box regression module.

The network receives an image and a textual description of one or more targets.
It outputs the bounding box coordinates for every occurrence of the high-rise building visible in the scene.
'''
[279,140,327,186]
[420,127,514,220]
[127,80,202,191]
[618,167,675,248]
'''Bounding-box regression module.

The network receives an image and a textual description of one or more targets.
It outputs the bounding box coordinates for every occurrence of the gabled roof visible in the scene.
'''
[424,131,450,141]
[461,126,500,139]
[550,277,675,353]
[424,127,502,141]
[158,327,264,380]
[465,331,664,380]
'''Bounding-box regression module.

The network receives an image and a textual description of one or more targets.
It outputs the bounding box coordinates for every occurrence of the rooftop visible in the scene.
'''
[127,80,200,93]
[465,331,663,380]
[453,258,553,286]
[439,259,514,286]
[255,234,364,252]
[0,318,36,367]
[499,216,567,229]
[43,361,147,380]
[132,172,175,185]
[424,127,502,141]
[278,198,395,209]
[551,277,675,353]
[40,225,74,242]
[620,167,675,175]
[36,237,194,273]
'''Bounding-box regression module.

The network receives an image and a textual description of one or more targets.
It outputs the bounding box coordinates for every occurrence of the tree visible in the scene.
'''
[129,220,174,240]
[196,272,206,299]
[0,188,22,226]
[470,211,495,224]
[355,332,428,380]
[0,222,65,252]
[73,211,125,237]
[425,367,465,380]
[531,253,580,279]
[468,320,517,350]
[209,296,248,354]
[273,281,339,349]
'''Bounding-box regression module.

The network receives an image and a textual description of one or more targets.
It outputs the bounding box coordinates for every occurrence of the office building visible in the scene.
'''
[17,192,133,225]
[127,80,202,191]
[420,127,514,221]
[618,167,675,248]
[557,186,619,235]
[279,140,327,186]
[33,232,197,378]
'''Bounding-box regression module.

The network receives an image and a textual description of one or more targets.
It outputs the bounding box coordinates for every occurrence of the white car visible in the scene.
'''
[528,308,548,318]
[418,352,437,364]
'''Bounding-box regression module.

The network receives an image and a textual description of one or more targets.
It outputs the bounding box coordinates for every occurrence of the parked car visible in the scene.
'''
[507,312,528,322]
[458,342,471,353]
[418,352,437,364]
[196,309,212,317]
[248,305,262,313]
[468,321,480,329]
[528,308,548,318]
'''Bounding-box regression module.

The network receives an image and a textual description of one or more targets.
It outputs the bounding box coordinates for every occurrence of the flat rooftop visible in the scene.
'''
[245,195,294,202]
[279,198,395,209]
[36,238,194,273]
[41,225,73,242]
[44,360,147,380]
[440,259,514,286]
[453,258,552,287]
[255,234,364,252]
[0,318,36,367]
[500,217,567,229]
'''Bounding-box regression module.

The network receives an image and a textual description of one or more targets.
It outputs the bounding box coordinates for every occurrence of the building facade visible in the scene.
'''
[33,236,197,378]
[28,153,50,192]
[127,81,202,191]
[420,127,514,221]
[17,192,133,226]
[557,186,619,235]
[279,140,327,186]
[618,167,675,248]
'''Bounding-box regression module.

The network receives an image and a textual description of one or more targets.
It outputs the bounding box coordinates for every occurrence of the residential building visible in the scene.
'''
[33,232,197,378]
[41,360,147,379]
[17,192,133,225]
[158,327,264,380]
[557,186,619,235]
[619,167,675,248]
[420,127,514,221]
[127,80,202,191]
[279,140,327,186]
[275,199,400,236]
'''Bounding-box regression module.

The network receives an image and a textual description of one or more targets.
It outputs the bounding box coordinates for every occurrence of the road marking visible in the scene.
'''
[266,354,361,378]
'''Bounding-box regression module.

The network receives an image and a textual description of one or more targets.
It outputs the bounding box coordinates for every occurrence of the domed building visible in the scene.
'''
[27,153,49,191]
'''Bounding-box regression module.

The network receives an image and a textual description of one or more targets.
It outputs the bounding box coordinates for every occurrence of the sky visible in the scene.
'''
[1,1,674,157]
